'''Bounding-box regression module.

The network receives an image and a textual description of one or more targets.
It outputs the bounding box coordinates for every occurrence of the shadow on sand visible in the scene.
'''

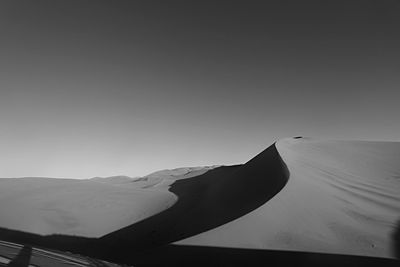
[7,245,32,267]
[392,219,400,259]
[95,143,289,261]
[129,244,399,267]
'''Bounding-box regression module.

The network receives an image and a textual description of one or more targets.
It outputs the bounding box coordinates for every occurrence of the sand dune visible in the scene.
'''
[0,166,219,238]
[89,175,136,184]
[0,178,177,237]
[121,166,220,189]
[96,143,288,257]
[145,166,220,180]
[1,137,399,265]
[177,137,400,259]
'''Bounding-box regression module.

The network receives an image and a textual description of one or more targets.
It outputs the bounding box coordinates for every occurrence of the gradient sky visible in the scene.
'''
[0,1,399,178]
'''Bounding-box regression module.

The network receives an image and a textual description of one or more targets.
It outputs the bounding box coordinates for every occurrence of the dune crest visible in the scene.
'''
[96,144,288,257]
[178,138,400,259]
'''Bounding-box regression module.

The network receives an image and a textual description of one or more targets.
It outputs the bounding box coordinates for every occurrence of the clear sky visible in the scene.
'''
[0,1,399,178]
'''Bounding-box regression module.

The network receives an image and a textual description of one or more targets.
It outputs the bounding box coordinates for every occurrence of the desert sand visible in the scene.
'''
[0,137,399,266]
[177,137,400,259]
[0,166,219,238]
[0,177,176,237]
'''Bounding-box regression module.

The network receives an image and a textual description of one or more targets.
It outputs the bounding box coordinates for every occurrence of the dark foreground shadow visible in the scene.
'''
[7,246,32,267]
[393,219,400,259]
[129,244,400,267]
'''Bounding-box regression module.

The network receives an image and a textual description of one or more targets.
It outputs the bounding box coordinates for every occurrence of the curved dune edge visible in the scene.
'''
[0,143,289,265]
[178,138,400,259]
[94,143,289,260]
[0,167,217,238]
[0,178,178,237]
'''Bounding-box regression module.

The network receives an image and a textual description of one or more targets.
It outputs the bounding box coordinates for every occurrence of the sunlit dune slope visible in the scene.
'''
[0,166,219,239]
[178,138,400,259]
[0,178,176,237]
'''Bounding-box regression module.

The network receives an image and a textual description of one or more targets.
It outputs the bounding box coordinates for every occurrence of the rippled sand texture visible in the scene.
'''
[179,138,400,259]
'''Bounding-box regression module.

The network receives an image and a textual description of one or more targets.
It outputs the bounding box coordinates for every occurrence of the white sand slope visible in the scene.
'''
[178,137,400,259]
[0,166,217,238]
[0,178,176,237]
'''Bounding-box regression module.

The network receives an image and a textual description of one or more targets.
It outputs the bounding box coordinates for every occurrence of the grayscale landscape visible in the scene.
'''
[0,1,399,266]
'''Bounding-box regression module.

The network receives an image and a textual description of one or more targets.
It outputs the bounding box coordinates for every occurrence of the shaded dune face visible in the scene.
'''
[95,144,289,261]
[179,138,400,259]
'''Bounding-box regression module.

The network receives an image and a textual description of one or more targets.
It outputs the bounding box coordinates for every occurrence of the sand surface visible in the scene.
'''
[0,177,177,237]
[0,167,216,238]
[178,138,400,259]
[1,138,399,264]
[91,143,288,265]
